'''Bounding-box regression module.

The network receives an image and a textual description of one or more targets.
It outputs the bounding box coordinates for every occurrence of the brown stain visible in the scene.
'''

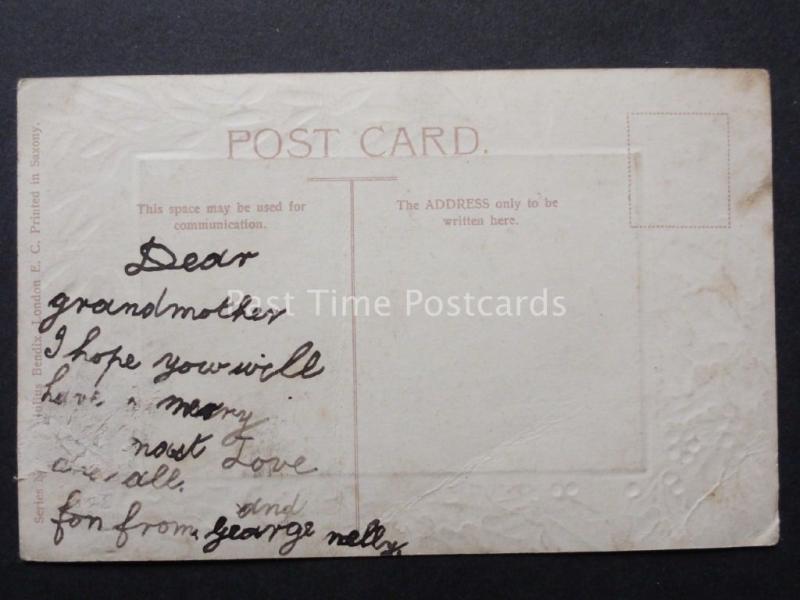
[629,151,642,223]
[632,152,642,176]
[738,175,773,213]
[693,363,722,388]
[695,268,739,306]
[731,69,769,94]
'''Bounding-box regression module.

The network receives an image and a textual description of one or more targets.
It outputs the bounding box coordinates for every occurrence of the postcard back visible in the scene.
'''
[17,69,778,560]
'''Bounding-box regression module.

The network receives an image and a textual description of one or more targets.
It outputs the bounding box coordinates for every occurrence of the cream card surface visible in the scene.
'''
[17,69,778,560]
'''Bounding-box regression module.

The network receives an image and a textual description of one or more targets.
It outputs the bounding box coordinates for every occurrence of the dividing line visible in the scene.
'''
[309,175,398,529]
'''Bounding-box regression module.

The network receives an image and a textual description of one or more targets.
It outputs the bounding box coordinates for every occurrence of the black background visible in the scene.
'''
[1,1,797,598]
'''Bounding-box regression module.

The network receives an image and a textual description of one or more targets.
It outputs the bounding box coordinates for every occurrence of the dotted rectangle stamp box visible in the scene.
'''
[627,112,731,229]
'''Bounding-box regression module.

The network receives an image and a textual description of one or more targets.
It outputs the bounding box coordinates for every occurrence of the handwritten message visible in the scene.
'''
[39,236,406,558]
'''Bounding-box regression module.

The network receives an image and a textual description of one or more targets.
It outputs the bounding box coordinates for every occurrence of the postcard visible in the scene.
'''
[17,69,778,560]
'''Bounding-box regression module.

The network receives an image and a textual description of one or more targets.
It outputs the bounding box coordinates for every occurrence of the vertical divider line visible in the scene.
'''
[348,179,360,530]
[307,175,397,531]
